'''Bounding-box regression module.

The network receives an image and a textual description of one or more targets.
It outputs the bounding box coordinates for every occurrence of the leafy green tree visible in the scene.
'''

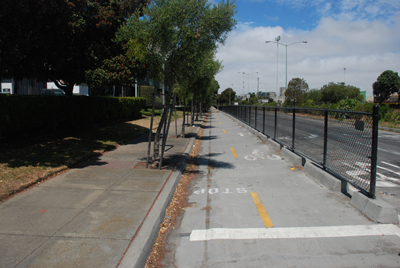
[262,101,277,107]
[248,93,259,105]
[220,88,236,105]
[119,0,236,167]
[0,0,148,96]
[284,78,308,106]
[336,99,361,111]
[373,70,400,104]
[320,82,362,104]
[305,88,322,104]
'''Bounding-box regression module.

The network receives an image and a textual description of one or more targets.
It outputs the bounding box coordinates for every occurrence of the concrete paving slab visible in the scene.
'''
[40,173,123,190]
[121,169,168,178]
[17,237,130,268]
[0,206,82,236]
[55,209,141,239]
[4,187,105,209]
[111,177,166,192]
[64,167,129,178]
[0,235,49,268]
[86,190,158,211]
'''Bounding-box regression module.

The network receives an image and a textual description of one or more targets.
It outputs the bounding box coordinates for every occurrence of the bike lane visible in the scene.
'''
[162,108,400,268]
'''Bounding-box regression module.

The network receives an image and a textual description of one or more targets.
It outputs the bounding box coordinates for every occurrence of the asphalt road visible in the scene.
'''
[161,108,400,268]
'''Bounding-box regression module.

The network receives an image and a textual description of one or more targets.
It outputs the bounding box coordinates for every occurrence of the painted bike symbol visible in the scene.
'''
[244,149,265,161]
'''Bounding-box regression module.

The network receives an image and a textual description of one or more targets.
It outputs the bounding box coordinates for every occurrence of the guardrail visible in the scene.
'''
[219,105,379,198]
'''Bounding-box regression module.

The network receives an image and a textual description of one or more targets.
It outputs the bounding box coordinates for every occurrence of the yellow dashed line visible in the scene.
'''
[223,129,226,134]
[230,147,238,158]
[219,122,222,124]
[250,192,273,228]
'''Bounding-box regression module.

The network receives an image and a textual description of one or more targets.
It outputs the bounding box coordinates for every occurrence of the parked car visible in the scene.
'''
[39,88,66,96]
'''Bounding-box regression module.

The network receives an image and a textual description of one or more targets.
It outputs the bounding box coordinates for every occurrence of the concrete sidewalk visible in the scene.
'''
[0,115,204,268]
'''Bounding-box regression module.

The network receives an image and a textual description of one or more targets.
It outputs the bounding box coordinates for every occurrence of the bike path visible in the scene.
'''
[164,107,400,268]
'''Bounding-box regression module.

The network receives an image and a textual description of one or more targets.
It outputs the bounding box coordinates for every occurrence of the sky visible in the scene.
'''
[213,0,400,97]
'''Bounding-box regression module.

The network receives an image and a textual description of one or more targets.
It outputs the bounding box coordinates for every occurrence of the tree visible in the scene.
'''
[220,88,236,105]
[119,0,236,167]
[305,88,322,104]
[373,70,400,104]
[320,82,362,104]
[284,78,308,106]
[0,0,148,96]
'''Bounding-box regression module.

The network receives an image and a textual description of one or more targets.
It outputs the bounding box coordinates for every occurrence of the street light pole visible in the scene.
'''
[238,72,245,96]
[246,72,258,94]
[266,38,307,98]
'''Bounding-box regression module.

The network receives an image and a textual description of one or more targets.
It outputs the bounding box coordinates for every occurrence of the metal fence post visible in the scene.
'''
[255,106,257,130]
[274,107,277,139]
[248,106,251,126]
[263,107,265,134]
[292,108,296,150]
[369,105,379,198]
[323,110,328,170]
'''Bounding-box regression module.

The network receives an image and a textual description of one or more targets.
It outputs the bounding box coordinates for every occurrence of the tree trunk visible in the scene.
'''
[191,96,194,127]
[152,107,169,168]
[195,100,199,121]
[54,80,74,96]
[181,101,186,138]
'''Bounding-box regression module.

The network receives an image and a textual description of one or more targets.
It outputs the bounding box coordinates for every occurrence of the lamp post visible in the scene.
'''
[230,84,233,105]
[246,72,258,95]
[238,72,245,97]
[265,38,307,95]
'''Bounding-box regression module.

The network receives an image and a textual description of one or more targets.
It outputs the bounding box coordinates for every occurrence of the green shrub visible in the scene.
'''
[336,98,360,111]
[378,104,391,120]
[383,109,400,123]
[0,95,146,139]
[354,103,374,113]
[140,108,162,116]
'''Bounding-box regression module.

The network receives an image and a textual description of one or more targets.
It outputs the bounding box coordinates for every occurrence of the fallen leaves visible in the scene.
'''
[145,113,209,268]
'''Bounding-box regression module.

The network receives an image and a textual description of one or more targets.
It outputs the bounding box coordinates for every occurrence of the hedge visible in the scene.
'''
[0,95,146,139]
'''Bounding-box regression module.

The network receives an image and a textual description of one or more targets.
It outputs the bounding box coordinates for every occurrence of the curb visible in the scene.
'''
[350,191,399,224]
[119,122,203,268]
[280,147,303,167]
[303,162,342,191]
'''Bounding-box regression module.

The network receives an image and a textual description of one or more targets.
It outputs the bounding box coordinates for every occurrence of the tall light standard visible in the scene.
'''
[230,84,233,105]
[246,72,258,94]
[238,72,245,96]
[265,38,307,95]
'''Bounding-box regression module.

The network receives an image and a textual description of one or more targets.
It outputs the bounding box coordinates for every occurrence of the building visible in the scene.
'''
[279,87,286,103]
[1,78,89,96]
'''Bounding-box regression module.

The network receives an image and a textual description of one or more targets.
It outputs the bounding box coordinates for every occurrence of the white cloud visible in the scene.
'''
[264,0,400,24]
[215,15,400,97]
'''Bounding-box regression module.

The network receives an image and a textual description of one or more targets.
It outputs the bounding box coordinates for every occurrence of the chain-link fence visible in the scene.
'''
[219,105,379,198]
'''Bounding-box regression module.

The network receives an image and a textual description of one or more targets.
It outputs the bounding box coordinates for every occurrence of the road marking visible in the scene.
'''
[194,188,248,194]
[378,148,400,156]
[223,129,226,134]
[250,192,273,228]
[230,147,238,158]
[267,154,281,160]
[381,161,400,170]
[219,122,222,124]
[378,165,400,176]
[237,133,244,137]
[190,224,400,241]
